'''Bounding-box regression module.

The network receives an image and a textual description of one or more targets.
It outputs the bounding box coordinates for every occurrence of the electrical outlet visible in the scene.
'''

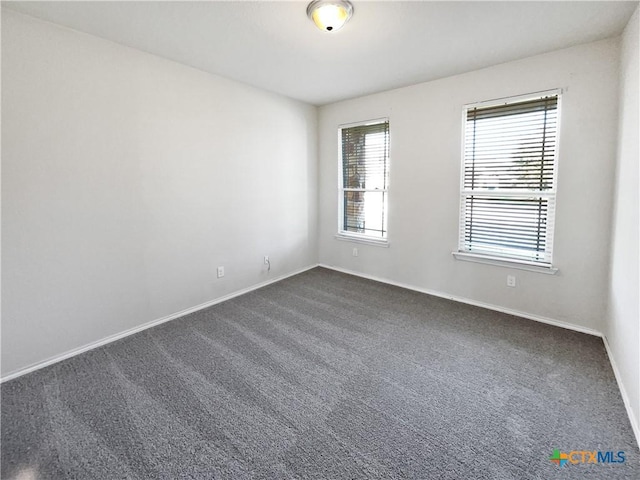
[217,266,225,278]
[507,275,516,287]
[352,247,358,257]
[264,256,269,265]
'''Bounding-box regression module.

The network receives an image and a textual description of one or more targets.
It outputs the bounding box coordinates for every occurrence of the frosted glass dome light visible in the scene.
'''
[307,0,353,32]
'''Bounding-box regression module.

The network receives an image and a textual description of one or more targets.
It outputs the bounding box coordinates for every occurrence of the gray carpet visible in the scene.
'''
[2,267,638,479]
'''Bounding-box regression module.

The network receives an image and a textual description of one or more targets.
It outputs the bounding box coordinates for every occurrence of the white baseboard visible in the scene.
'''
[6,262,637,451]
[602,335,640,449]
[1,264,319,383]
[319,264,602,337]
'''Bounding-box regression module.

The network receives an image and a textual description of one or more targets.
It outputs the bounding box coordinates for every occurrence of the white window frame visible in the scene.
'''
[453,90,562,274]
[336,118,390,246]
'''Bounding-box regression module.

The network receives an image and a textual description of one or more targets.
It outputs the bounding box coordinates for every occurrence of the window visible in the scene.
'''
[339,119,390,241]
[457,91,560,268]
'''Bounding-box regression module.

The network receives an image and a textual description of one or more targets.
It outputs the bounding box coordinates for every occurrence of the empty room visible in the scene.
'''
[1,1,639,478]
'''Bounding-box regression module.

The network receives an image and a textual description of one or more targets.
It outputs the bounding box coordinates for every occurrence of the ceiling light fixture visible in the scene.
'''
[307,0,353,32]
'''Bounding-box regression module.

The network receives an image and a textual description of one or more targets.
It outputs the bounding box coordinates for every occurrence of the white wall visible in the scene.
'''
[1,10,318,377]
[607,6,639,438]
[318,38,620,333]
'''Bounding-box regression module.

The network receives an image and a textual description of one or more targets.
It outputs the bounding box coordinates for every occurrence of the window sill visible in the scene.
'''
[335,233,389,247]
[452,251,558,274]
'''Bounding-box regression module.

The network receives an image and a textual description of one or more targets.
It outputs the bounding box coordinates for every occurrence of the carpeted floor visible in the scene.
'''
[2,267,638,479]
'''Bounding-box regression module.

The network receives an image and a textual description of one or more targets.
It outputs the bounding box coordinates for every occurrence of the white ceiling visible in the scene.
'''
[5,1,638,105]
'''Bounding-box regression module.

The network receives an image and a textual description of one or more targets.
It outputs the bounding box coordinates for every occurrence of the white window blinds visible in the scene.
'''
[340,120,390,239]
[459,92,560,265]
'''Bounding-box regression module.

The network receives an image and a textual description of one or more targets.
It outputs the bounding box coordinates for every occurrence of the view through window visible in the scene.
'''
[459,92,560,265]
[339,120,390,239]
